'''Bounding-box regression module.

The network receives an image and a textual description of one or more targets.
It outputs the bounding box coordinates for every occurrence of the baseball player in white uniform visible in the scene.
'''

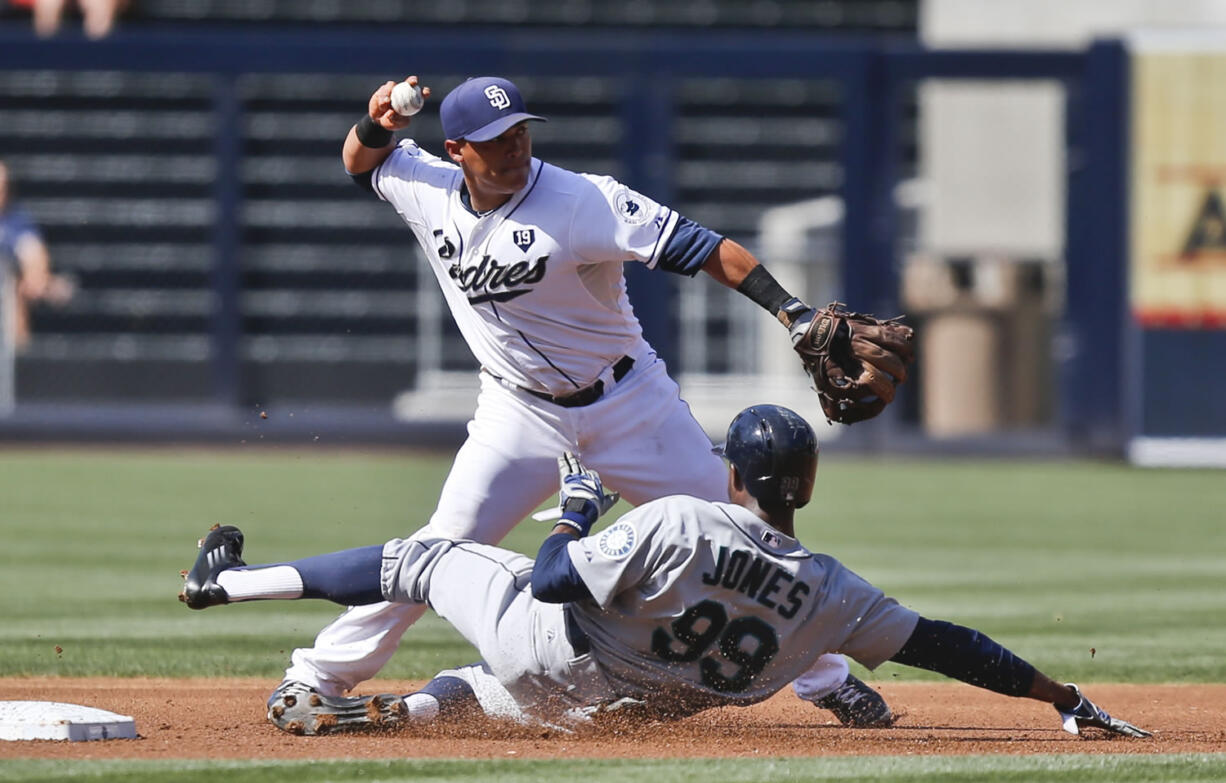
[181,405,1150,739]
[260,73,893,728]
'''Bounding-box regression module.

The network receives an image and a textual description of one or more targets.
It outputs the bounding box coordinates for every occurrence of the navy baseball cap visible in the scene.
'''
[440,77,546,142]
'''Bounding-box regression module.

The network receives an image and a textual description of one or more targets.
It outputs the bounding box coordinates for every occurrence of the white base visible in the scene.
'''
[1128,437,1226,468]
[0,701,136,741]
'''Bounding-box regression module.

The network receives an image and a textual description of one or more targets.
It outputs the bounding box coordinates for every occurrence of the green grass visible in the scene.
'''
[0,450,1223,682]
[2,754,1226,783]
[1,449,1223,779]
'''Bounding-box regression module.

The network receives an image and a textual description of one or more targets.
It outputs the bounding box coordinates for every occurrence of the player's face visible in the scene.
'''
[449,123,533,208]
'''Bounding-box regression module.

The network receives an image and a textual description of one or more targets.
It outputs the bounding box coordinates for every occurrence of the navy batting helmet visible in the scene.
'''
[715,405,819,508]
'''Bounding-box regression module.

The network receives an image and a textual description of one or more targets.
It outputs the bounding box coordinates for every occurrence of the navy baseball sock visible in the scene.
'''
[290,545,386,605]
[419,675,478,715]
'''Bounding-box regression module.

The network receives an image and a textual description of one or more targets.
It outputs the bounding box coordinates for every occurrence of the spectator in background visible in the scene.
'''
[10,0,130,38]
[0,160,74,352]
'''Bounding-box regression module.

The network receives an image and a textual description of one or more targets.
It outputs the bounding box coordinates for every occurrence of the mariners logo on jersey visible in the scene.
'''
[596,522,637,560]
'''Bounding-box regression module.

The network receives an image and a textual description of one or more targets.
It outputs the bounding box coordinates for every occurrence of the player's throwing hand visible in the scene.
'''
[368,75,431,132]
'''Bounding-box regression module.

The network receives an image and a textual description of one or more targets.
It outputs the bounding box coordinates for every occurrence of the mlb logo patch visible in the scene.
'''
[512,228,535,252]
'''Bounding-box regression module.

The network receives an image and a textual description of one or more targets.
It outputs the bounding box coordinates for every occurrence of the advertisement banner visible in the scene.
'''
[1128,31,1226,465]
[1130,33,1226,327]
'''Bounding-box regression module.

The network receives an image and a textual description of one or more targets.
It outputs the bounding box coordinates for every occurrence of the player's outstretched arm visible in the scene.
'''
[342,75,431,175]
[889,616,1151,738]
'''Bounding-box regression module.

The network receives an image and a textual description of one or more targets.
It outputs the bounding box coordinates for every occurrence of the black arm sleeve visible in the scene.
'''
[349,169,376,193]
[735,264,794,317]
[889,616,1037,698]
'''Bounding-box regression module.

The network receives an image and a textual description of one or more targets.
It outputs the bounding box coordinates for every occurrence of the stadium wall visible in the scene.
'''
[0,27,1130,451]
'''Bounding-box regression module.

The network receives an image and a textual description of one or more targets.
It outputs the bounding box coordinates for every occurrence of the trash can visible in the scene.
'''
[903,254,1055,437]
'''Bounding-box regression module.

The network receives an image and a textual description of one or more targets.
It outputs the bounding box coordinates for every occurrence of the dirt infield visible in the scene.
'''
[1,678,1223,760]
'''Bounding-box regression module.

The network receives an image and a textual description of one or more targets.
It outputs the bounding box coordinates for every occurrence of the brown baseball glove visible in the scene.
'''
[785,301,916,425]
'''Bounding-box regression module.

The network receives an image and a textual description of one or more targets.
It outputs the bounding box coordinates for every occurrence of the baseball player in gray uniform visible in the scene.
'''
[181,405,1150,740]
[247,73,893,728]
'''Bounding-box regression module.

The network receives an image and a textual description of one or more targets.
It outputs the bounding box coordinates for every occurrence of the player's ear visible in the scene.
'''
[729,464,745,494]
[443,139,466,165]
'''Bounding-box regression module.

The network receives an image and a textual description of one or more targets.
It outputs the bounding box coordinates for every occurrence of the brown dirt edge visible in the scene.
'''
[1,678,1223,760]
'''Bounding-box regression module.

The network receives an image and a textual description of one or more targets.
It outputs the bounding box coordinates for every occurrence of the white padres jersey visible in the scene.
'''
[567,497,920,717]
[373,140,680,397]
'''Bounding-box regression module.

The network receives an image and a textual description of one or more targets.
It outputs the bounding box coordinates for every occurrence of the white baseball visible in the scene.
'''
[391,81,424,116]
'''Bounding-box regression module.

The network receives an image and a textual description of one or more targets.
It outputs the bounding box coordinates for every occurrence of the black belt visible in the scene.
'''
[518,355,634,409]
[564,605,590,655]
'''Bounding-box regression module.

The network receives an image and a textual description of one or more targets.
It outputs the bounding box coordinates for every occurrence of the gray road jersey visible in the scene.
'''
[567,497,919,717]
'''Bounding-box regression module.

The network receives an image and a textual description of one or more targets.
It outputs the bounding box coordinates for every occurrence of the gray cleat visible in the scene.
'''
[815,674,894,728]
[266,680,408,736]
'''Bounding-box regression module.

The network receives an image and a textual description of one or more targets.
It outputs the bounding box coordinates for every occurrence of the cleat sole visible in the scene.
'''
[315,714,338,733]
[267,688,407,736]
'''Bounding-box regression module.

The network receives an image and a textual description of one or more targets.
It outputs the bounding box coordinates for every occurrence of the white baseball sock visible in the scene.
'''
[216,566,304,601]
[402,693,440,722]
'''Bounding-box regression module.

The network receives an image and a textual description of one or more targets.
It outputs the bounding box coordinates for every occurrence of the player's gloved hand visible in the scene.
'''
[786,299,915,425]
[535,452,619,536]
[1055,683,1151,738]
